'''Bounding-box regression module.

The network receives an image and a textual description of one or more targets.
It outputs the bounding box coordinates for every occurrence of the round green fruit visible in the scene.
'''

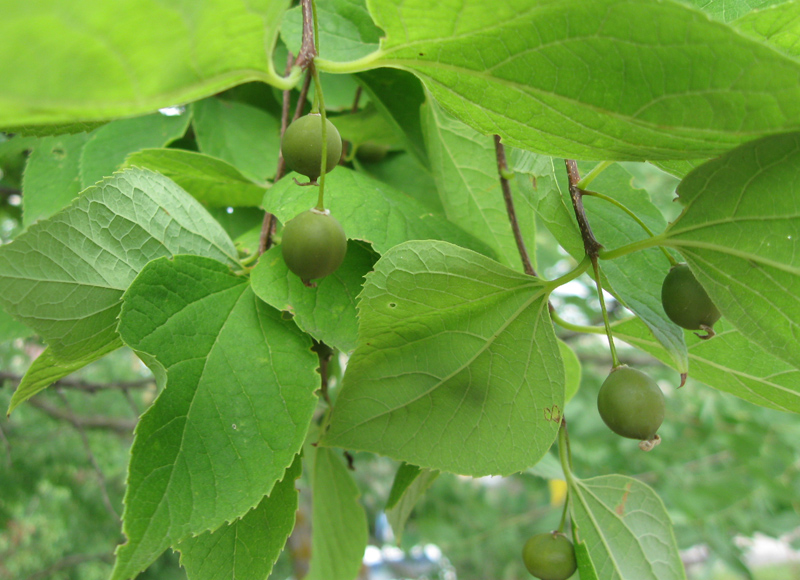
[661,263,720,331]
[597,366,665,441]
[281,114,342,180]
[522,532,577,580]
[281,209,347,282]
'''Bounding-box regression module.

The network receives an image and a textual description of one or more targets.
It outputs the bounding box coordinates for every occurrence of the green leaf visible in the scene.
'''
[355,69,429,167]
[512,152,584,259]
[569,474,687,580]
[265,166,495,258]
[177,455,302,580]
[360,152,443,213]
[649,160,704,179]
[22,132,91,226]
[305,447,369,580]
[368,0,800,160]
[7,342,120,415]
[613,317,800,413]
[586,164,688,373]
[322,240,563,476]
[0,0,295,126]
[333,104,402,149]
[663,132,800,370]
[79,112,191,189]
[0,168,239,362]
[3,121,107,137]
[386,463,439,543]
[734,1,800,57]
[526,452,565,481]
[573,537,600,580]
[251,241,377,353]
[125,148,266,208]
[422,100,536,271]
[192,97,280,183]
[281,0,381,62]
[559,339,581,403]
[113,256,319,580]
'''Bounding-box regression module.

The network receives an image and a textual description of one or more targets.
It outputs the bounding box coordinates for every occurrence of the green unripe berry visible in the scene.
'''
[281,209,347,282]
[597,366,665,441]
[522,532,577,580]
[661,263,721,332]
[281,114,342,180]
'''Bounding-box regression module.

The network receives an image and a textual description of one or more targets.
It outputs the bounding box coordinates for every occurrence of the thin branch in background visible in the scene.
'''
[0,422,12,468]
[121,387,140,417]
[24,552,115,580]
[28,398,136,434]
[0,371,152,394]
[494,135,536,277]
[564,159,602,257]
[293,71,313,122]
[55,389,120,524]
[351,85,362,114]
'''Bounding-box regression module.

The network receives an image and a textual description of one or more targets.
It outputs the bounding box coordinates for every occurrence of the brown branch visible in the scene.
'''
[294,0,317,69]
[293,70,313,122]
[24,552,115,580]
[28,398,137,434]
[494,135,536,276]
[0,371,152,394]
[351,86,363,114]
[564,159,603,257]
[55,390,120,523]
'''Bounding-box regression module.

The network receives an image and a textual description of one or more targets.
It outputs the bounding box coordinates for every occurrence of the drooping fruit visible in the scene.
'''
[597,366,665,442]
[661,263,721,334]
[281,113,342,180]
[522,532,577,580]
[281,209,347,282]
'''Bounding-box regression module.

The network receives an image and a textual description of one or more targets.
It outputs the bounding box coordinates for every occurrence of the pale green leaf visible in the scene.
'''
[305,447,369,580]
[251,241,377,353]
[355,69,429,167]
[663,132,800,369]
[7,341,120,415]
[0,168,239,362]
[264,166,495,257]
[385,463,439,544]
[125,148,266,208]
[79,112,191,189]
[574,537,600,580]
[586,163,688,373]
[526,452,565,481]
[22,132,91,226]
[361,152,442,213]
[112,256,318,580]
[570,474,687,580]
[0,0,295,125]
[323,240,563,476]
[333,104,402,149]
[613,317,800,413]
[734,1,800,57]
[192,97,280,183]
[368,0,800,160]
[649,160,704,179]
[281,0,381,62]
[177,455,302,580]
[422,100,536,271]
[559,339,581,403]
[3,121,107,137]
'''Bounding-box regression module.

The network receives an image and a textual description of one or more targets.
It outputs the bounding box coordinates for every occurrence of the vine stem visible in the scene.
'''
[598,234,665,261]
[582,190,677,266]
[494,135,536,276]
[557,418,575,485]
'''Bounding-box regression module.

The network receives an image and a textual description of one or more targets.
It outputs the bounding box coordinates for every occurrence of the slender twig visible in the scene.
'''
[0,371,152,394]
[293,71,313,123]
[121,388,140,417]
[590,259,620,368]
[351,86,362,114]
[24,552,115,580]
[294,0,317,69]
[55,390,120,524]
[0,422,12,468]
[28,398,137,434]
[564,160,602,257]
[259,51,297,255]
[494,135,536,277]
